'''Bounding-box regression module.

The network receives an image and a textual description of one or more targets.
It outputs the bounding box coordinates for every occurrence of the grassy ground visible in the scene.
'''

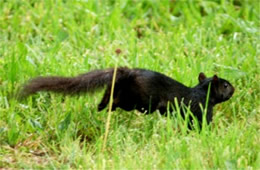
[0,0,259,169]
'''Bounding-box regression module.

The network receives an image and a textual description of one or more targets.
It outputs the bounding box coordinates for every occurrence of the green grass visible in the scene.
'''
[0,0,259,169]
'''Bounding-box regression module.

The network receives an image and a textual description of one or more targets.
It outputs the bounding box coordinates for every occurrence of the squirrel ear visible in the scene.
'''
[212,75,219,83]
[198,72,207,83]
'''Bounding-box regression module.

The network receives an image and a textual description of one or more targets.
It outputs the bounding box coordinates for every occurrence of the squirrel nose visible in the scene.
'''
[229,87,235,98]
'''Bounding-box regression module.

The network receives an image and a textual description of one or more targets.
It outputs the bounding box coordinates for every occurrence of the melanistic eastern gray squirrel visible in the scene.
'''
[20,67,234,125]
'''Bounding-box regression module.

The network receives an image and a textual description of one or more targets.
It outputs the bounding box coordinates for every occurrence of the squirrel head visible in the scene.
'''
[198,72,235,104]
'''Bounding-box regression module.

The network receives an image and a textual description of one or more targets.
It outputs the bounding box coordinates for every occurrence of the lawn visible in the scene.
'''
[0,0,259,169]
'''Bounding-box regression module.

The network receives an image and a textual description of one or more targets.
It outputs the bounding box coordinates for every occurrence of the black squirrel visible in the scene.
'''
[20,67,234,125]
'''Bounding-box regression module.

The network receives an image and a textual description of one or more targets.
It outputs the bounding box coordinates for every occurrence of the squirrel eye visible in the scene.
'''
[224,83,228,88]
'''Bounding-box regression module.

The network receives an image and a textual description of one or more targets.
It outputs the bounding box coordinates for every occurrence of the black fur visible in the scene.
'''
[19,67,235,125]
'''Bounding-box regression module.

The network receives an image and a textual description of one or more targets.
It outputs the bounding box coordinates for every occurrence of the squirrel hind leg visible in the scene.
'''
[98,102,108,111]
[98,85,123,112]
[98,99,118,112]
[98,100,118,112]
[98,88,111,111]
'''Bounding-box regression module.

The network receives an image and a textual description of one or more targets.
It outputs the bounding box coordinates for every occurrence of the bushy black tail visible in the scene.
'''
[19,67,128,99]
